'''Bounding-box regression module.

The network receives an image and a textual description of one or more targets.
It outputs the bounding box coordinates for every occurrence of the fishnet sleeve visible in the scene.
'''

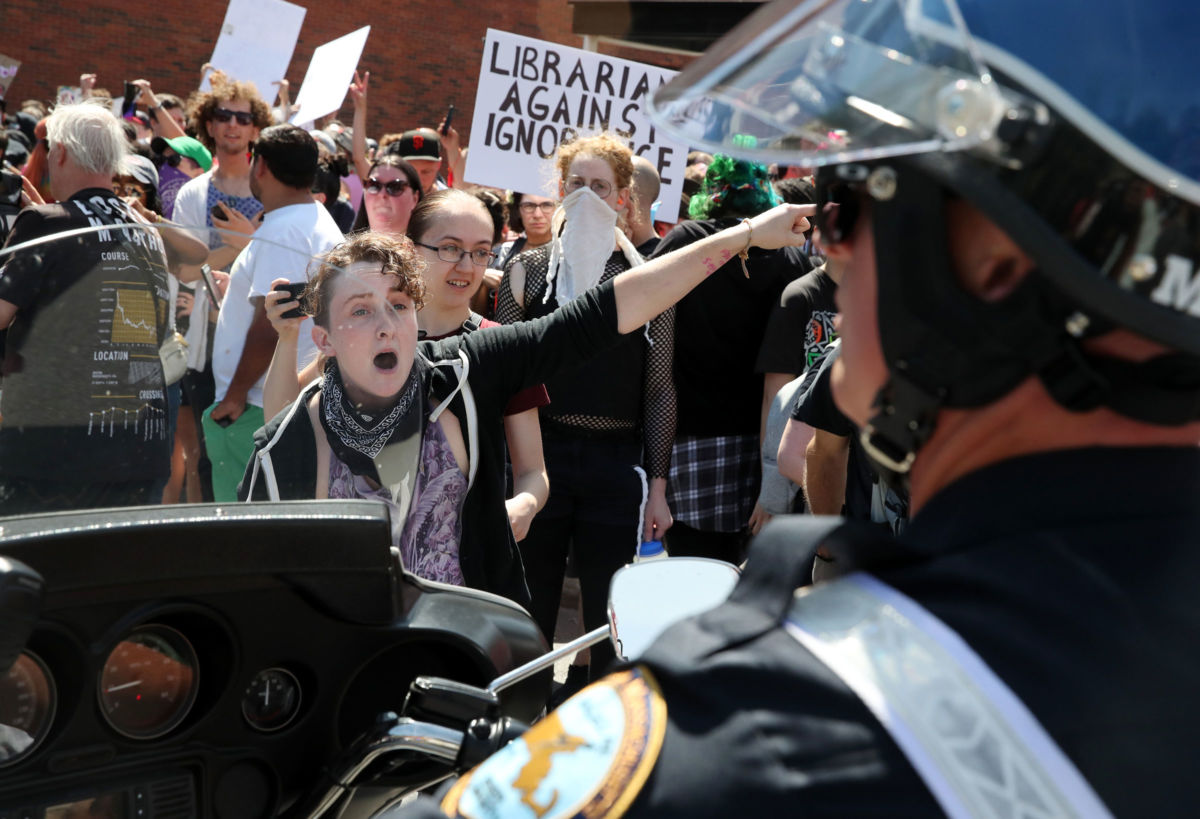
[642,305,677,479]
[494,259,525,325]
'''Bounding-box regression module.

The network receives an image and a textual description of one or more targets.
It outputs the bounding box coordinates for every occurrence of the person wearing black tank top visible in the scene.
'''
[496,134,676,682]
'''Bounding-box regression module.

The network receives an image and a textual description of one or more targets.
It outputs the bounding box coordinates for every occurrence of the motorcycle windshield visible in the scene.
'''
[648,0,1031,168]
[0,213,336,509]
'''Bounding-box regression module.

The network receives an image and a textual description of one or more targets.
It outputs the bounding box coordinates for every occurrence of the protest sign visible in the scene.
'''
[0,54,20,100]
[205,0,306,104]
[465,29,686,222]
[57,86,82,106]
[289,26,370,125]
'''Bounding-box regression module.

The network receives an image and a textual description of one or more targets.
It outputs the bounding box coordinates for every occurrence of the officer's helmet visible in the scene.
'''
[650,0,1200,464]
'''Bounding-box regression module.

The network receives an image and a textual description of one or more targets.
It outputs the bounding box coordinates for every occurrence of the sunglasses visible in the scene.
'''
[814,164,870,246]
[212,107,254,126]
[366,177,412,197]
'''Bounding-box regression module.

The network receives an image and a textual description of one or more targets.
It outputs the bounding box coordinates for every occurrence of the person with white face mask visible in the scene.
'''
[496,133,676,687]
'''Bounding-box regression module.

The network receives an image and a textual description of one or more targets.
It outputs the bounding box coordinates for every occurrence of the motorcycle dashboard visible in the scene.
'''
[0,501,549,817]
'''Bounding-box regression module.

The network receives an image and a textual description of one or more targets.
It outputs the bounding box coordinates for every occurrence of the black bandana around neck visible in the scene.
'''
[319,357,425,482]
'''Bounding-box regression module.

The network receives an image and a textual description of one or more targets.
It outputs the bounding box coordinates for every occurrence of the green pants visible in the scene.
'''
[201,403,265,502]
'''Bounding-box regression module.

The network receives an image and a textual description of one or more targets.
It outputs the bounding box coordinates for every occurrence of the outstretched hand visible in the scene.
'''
[748,204,815,250]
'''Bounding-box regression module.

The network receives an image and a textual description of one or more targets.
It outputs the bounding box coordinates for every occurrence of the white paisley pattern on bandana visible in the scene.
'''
[441,667,667,819]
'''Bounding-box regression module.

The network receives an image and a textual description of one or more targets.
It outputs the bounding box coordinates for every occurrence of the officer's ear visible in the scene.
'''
[946,200,1035,302]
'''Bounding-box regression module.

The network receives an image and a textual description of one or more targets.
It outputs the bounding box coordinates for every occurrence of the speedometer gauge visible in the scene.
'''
[98,624,199,740]
[0,651,56,766]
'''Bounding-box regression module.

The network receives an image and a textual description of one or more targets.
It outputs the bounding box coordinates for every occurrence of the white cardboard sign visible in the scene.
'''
[205,0,307,105]
[289,26,371,125]
[465,29,685,221]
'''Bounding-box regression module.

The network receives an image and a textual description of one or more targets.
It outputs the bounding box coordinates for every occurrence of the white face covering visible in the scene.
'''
[545,186,642,307]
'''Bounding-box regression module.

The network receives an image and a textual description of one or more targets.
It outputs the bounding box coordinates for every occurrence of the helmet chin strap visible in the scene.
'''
[857,161,1074,480]
[858,160,1200,484]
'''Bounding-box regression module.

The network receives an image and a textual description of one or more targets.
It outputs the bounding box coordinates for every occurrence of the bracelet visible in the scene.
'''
[738,218,753,278]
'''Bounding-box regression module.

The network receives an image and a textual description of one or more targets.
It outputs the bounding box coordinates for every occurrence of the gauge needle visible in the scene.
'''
[261,685,270,707]
[106,680,143,693]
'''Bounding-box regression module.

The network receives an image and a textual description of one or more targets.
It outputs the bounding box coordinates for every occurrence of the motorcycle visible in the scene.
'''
[0,501,739,818]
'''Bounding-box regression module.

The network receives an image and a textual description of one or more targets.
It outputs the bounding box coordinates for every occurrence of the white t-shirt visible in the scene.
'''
[173,173,213,370]
[211,202,343,408]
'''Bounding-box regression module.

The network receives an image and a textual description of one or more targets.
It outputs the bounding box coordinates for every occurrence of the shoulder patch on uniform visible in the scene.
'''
[441,666,666,819]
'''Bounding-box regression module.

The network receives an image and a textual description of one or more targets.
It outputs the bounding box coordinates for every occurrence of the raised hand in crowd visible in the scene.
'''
[439,119,467,190]
[348,70,371,180]
[132,79,187,139]
[211,201,263,251]
[272,79,296,122]
[79,73,97,99]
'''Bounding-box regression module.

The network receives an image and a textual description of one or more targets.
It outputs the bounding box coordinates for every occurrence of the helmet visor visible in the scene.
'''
[650,0,1032,168]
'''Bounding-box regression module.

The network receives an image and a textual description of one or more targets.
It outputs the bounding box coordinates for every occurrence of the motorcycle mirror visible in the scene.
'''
[607,558,739,661]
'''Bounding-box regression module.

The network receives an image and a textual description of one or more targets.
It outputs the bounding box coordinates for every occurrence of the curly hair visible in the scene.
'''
[688,154,780,220]
[185,71,273,153]
[555,132,634,192]
[306,231,427,328]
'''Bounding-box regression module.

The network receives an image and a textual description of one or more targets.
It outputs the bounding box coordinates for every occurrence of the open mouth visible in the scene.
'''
[447,279,472,290]
[373,351,398,370]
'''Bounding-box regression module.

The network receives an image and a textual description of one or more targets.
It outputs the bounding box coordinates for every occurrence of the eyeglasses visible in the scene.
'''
[564,176,613,199]
[415,241,496,267]
[366,177,412,197]
[113,183,146,199]
[519,201,557,215]
[212,107,254,126]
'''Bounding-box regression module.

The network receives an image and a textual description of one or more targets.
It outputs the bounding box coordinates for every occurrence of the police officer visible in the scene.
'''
[400,0,1200,815]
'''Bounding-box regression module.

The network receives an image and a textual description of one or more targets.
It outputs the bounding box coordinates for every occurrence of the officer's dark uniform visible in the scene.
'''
[407,446,1200,817]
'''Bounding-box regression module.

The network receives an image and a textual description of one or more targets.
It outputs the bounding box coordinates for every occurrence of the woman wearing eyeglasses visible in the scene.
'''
[352,154,423,235]
[494,193,557,271]
[495,133,676,682]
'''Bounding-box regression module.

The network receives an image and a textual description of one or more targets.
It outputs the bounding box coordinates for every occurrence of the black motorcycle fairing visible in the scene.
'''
[0,500,547,816]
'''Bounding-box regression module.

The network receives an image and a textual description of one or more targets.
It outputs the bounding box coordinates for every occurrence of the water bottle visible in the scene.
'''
[635,539,668,563]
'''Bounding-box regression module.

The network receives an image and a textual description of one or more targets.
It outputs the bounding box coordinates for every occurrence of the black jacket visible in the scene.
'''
[238,280,626,606]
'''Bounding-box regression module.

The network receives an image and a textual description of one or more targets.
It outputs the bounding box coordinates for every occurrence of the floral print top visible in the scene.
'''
[328,417,467,585]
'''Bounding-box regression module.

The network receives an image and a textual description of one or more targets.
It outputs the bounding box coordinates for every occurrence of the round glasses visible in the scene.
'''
[366,177,412,197]
[564,176,612,199]
[414,241,496,268]
[519,201,557,214]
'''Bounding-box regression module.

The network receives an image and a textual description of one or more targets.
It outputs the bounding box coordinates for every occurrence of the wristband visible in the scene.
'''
[738,218,753,278]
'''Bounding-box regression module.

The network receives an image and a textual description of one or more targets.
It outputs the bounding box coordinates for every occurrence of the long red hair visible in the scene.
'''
[22,118,53,203]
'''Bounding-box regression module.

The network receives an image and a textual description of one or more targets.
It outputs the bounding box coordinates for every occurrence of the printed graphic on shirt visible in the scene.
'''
[441,667,667,819]
[0,192,173,480]
[805,309,838,369]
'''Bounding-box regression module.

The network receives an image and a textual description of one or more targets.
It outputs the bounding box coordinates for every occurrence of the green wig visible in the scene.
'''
[687,153,781,220]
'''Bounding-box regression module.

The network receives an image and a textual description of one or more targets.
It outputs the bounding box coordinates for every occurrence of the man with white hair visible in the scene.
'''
[0,103,173,513]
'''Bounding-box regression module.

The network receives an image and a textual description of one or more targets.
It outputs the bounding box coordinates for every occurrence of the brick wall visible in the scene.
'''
[2,0,689,144]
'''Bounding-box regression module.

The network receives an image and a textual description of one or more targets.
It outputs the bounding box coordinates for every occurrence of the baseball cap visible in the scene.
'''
[389,129,442,162]
[150,135,213,172]
[120,154,160,189]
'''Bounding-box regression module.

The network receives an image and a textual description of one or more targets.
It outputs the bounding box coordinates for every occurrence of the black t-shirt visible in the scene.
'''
[755,265,838,376]
[0,189,172,482]
[650,218,811,436]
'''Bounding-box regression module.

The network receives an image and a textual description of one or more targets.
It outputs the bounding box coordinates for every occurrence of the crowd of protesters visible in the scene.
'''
[0,64,896,688]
